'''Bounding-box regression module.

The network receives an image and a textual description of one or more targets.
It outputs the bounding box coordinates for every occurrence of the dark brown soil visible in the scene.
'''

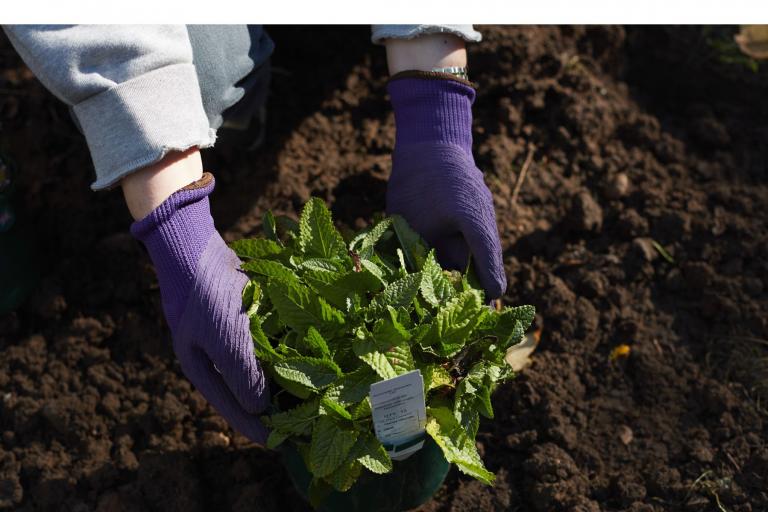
[1,26,767,511]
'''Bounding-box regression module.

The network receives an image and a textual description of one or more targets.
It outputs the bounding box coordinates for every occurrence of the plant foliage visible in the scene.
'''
[233,198,535,503]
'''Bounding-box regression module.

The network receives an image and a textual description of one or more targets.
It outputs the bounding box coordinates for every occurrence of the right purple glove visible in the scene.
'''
[386,73,507,299]
[131,173,269,443]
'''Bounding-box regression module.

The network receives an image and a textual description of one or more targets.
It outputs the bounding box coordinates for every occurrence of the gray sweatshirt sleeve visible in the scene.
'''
[371,25,482,44]
[3,25,215,190]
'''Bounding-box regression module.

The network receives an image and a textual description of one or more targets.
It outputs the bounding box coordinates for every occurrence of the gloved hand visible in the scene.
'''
[131,173,269,443]
[386,74,507,299]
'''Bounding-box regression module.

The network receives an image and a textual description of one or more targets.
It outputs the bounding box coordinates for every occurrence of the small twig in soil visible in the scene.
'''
[651,239,675,263]
[511,145,535,208]
[685,470,731,512]
[724,450,742,472]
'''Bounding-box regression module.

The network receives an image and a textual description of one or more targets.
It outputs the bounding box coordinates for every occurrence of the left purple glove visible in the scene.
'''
[386,73,507,299]
[131,173,269,443]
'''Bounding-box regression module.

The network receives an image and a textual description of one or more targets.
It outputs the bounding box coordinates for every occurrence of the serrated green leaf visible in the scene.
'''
[360,258,387,285]
[368,272,422,314]
[507,305,536,329]
[301,326,331,359]
[396,248,408,275]
[453,400,480,440]
[266,429,290,449]
[249,316,281,362]
[420,249,456,307]
[486,363,508,381]
[327,460,362,492]
[352,432,393,474]
[480,305,535,349]
[339,270,385,297]
[454,361,505,438]
[299,198,348,259]
[308,477,333,509]
[230,239,283,260]
[259,311,281,337]
[371,314,415,375]
[412,295,428,323]
[373,307,411,346]
[462,256,485,293]
[372,248,402,279]
[426,407,495,485]
[422,365,453,393]
[354,335,398,380]
[325,367,378,406]
[444,269,463,289]
[262,210,279,243]
[296,441,312,469]
[410,322,430,345]
[391,215,428,271]
[468,361,511,390]
[393,306,414,329]
[277,334,303,358]
[454,376,482,439]
[310,416,359,478]
[382,342,415,375]
[299,258,346,272]
[353,325,414,378]
[476,384,493,419]
[304,269,382,310]
[268,398,320,436]
[272,372,313,399]
[273,357,341,390]
[277,345,302,359]
[350,397,371,420]
[358,218,393,258]
[242,259,298,285]
[276,215,300,236]
[301,268,342,287]
[328,342,358,373]
[421,289,488,357]
[265,280,345,337]
[348,230,369,252]
[320,397,352,420]
[505,321,526,351]
[242,280,262,317]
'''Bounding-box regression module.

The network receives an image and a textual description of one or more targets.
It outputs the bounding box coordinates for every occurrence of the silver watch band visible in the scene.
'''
[431,66,469,80]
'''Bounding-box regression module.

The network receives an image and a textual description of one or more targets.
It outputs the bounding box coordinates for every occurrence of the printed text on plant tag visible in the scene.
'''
[370,370,427,460]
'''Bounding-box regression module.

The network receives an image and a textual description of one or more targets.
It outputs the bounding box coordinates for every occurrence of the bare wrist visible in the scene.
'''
[384,34,467,75]
[121,148,204,220]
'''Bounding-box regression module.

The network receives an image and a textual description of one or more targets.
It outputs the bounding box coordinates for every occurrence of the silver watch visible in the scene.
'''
[431,66,469,80]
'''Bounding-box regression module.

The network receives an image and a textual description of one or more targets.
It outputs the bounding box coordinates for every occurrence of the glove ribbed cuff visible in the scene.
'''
[130,172,217,330]
[387,74,475,154]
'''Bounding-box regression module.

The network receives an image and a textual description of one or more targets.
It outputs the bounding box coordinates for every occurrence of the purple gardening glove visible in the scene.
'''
[386,74,507,299]
[131,173,269,443]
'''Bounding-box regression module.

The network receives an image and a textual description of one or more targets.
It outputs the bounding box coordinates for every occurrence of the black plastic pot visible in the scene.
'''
[282,437,450,512]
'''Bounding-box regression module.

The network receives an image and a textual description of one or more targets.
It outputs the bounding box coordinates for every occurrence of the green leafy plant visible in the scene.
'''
[231,198,534,505]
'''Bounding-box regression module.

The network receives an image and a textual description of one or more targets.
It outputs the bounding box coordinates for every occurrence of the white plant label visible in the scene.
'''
[369,369,427,461]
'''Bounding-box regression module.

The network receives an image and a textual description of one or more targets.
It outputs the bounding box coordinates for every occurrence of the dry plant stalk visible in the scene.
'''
[511,145,535,208]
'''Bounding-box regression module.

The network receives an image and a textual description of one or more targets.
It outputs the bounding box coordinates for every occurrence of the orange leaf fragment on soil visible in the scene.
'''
[609,344,631,361]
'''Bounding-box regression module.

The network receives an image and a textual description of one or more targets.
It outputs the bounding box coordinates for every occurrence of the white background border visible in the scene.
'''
[1,0,768,24]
